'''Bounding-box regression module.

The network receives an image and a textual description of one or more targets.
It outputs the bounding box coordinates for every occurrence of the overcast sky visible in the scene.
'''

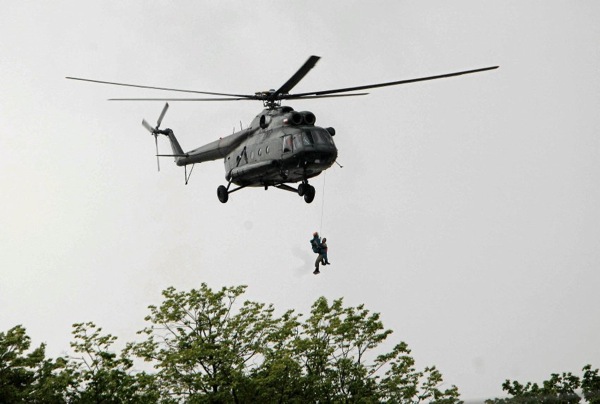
[2,1,599,401]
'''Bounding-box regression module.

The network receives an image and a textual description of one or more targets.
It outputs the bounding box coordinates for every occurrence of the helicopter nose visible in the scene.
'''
[311,149,337,167]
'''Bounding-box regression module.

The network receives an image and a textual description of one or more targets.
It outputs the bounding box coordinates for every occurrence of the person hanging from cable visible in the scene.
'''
[310,232,331,274]
[310,232,324,275]
[320,237,330,266]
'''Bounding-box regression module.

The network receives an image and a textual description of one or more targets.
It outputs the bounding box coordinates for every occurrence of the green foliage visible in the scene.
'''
[66,321,159,403]
[582,365,600,404]
[0,325,69,403]
[130,284,301,402]
[3,285,598,403]
[376,344,461,403]
[486,366,600,404]
[1,284,461,403]
[131,284,461,403]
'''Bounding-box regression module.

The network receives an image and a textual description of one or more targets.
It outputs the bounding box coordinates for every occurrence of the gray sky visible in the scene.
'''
[2,1,599,400]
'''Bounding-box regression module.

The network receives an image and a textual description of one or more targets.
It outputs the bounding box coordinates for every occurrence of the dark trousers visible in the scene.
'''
[315,254,324,269]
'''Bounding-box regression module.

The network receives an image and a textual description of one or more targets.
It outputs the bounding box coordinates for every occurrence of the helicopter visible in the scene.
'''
[67,56,497,203]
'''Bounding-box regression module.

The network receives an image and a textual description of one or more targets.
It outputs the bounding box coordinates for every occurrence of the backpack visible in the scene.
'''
[310,239,319,253]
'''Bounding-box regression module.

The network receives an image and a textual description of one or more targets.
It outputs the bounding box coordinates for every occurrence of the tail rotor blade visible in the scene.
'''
[143,104,170,172]
[142,119,154,133]
[157,102,169,128]
[154,134,160,172]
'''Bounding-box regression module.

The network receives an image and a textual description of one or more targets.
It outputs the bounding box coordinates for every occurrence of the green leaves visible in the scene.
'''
[3,285,599,403]
[486,365,600,404]
[66,321,159,403]
[128,284,461,402]
[131,283,300,401]
[0,284,461,402]
[0,325,70,403]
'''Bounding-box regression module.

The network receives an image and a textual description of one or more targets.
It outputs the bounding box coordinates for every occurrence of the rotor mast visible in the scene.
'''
[256,90,282,109]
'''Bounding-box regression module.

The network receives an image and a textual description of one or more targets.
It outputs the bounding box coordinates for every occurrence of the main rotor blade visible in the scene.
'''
[157,103,169,128]
[271,55,321,99]
[283,92,369,100]
[66,76,254,98]
[110,97,256,101]
[119,93,369,102]
[291,66,499,98]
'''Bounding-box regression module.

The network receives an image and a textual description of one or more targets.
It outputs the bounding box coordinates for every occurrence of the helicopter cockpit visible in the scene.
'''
[283,127,336,153]
[279,127,338,180]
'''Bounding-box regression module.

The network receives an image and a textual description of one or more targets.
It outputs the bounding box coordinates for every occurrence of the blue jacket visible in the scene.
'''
[310,236,321,253]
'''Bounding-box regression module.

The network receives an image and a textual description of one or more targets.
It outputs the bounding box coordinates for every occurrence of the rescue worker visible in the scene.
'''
[310,232,324,275]
[320,237,330,265]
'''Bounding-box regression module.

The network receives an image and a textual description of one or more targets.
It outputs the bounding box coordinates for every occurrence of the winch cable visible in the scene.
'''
[320,171,326,234]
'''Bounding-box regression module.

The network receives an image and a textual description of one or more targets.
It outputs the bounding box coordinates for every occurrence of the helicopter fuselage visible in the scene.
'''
[173,106,337,189]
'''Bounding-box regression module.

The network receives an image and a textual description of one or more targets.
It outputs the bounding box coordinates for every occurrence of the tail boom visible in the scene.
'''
[174,128,254,166]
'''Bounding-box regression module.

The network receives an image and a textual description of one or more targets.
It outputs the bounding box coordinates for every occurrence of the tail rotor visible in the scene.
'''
[142,102,169,171]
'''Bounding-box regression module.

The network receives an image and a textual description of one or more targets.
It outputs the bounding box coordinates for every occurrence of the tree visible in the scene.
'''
[131,283,461,403]
[1,284,462,402]
[66,322,159,403]
[0,325,70,403]
[582,365,600,404]
[292,297,460,403]
[130,284,299,402]
[486,365,600,404]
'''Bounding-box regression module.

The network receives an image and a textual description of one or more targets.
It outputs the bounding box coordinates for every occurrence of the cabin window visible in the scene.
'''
[250,150,254,159]
[258,148,262,156]
[282,135,293,152]
[266,145,270,154]
[293,134,303,150]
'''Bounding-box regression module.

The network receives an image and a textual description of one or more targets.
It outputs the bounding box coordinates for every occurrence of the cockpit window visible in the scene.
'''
[312,130,326,144]
[302,130,315,145]
[305,128,334,145]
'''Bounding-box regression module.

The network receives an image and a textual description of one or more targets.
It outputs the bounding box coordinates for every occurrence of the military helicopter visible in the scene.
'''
[67,56,497,203]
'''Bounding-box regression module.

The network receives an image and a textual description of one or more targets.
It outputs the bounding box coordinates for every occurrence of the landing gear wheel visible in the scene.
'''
[217,185,229,203]
[298,183,306,196]
[303,185,315,203]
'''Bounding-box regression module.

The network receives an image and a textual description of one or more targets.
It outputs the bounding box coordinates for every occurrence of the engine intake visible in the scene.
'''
[300,111,316,125]
[289,112,303,125]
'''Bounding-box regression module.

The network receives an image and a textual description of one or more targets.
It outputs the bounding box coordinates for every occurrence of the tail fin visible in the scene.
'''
[142,103,187,166]
[162,129,185,158]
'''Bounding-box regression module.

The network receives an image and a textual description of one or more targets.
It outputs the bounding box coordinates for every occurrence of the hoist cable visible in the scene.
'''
[320,172,326,234]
